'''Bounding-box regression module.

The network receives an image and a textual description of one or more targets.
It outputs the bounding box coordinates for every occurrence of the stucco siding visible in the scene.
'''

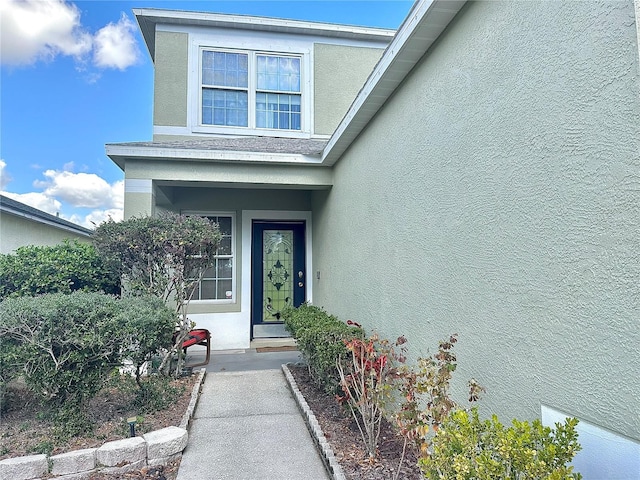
[125,160,333,188]
[312,0,639,442]
[154,31,188,127]
[0,213,90,254]
[314,43,384,135]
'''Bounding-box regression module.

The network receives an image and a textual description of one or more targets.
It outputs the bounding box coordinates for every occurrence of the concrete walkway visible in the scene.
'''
[176,350,329,480]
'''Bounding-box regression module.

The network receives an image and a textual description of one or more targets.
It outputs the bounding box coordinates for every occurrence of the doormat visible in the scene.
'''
[256,346,298,353]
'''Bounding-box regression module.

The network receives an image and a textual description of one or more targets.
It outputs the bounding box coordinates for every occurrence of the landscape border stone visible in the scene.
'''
[0,368,207,480]
[282,364,347,480]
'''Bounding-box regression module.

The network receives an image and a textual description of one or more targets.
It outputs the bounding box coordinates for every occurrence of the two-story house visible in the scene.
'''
[108,1,639,477]
[107,9,393,345]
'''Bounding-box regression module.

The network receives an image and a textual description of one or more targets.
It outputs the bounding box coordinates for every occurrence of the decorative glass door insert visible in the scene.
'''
[251,221,305,334]
[262,230,293,322]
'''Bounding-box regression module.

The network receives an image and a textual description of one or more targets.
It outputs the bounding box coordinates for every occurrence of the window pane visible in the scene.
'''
[203,51,248,88]
[218,237,232,255]
[217,280,233,300]
[257,55,300,93]
[217,259,232,278]
[216,216,232,235]
[200,280,216,300]
[291,112,301,130]
[202,89,248,126]
[255,93,301,130]
[203,266,215,278]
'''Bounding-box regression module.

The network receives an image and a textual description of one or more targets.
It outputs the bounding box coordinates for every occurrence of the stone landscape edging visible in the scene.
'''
[0,367,207,480]
[282,364,347,480]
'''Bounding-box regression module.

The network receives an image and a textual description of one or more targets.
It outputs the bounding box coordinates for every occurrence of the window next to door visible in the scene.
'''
[191,213,235,302]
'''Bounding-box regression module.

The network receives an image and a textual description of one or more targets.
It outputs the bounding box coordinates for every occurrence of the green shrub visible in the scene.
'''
[0,292,176,437]
[420,407,582,479]
[118,295,176,384]
[93,213,220,376]
[282,304,363,392]
[0,334,22,412]
[133,376,184,414]
[0,240,120,300]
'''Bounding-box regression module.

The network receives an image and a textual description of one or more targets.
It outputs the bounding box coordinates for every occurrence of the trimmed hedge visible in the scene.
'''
[282,303,363,393]
[0,292,175,437]
[0,240,120,300]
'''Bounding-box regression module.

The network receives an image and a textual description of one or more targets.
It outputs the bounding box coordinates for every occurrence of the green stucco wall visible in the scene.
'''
[312,0,639,441]
[154,31,188,127]
[0,213,90,254]
[314,43,384,135]
[125,160,333,189]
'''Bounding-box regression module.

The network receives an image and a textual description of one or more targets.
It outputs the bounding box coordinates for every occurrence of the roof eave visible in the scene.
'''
[0,196,93,236]
[321,0,467,166]
[106,144,325,168]
[133,8,396,62]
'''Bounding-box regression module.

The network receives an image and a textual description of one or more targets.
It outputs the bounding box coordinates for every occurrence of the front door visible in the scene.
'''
[251,221,306,338]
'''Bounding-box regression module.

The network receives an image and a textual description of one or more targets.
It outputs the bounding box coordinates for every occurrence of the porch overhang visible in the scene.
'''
[107,140,333,190]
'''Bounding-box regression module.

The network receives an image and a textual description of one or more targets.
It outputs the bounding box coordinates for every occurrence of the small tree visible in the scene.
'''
[0,240,120,300]
[93,213,221,375]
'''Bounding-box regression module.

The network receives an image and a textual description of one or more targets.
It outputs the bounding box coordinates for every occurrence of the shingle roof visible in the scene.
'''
[108,137,328,156]
[0,194,93,235]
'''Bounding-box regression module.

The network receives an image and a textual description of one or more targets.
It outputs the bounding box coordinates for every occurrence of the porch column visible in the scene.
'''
[124,179,155,219]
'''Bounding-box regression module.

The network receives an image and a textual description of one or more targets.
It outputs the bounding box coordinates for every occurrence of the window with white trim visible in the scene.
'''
[191,214,235,302]
[200,49,302,131]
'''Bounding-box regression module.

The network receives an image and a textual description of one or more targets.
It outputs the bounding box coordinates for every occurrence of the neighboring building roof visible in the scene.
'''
[134,8,396,62]
[107,137,328,169]
[0,194,92,236]
[322,0,467,165]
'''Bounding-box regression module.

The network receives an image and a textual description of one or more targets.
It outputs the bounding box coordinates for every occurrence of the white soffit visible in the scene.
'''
[321,0,467,166]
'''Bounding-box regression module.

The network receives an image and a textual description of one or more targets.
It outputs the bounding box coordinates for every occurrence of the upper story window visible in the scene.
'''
[200,49,302,131]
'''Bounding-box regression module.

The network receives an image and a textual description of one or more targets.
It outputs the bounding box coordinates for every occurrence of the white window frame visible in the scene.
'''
[186,30,313,138]
[184,211,236,304]
[198,47,303,133]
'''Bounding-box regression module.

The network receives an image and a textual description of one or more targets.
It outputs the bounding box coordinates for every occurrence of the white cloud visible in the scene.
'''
[93,13,140,70]
[0,0,92,65]
[0,1,139,71]
[72,208,123,228]
[1,191,62,215]
[0,160,11,189]
[34,170,123,209]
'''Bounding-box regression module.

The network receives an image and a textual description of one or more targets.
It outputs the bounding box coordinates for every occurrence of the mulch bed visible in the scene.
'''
[1,365,422,480]
[288,365,422,480]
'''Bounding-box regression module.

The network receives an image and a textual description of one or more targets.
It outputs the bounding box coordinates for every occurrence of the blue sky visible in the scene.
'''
[0,0,412,227]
